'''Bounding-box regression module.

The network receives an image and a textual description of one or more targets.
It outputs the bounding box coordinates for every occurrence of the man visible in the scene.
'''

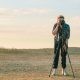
[52,15,70,76]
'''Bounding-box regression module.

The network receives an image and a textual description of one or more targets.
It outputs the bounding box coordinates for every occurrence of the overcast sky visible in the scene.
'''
[0,0,80,49]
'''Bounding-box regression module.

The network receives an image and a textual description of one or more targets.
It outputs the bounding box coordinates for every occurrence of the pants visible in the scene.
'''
[53,39,67,69]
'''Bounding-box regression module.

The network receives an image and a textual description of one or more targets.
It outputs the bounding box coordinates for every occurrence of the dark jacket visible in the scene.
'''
[53,23,70,41]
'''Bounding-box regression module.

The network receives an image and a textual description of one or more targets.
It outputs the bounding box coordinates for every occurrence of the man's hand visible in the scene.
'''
[57,19,62,29]
[57,22,62,29]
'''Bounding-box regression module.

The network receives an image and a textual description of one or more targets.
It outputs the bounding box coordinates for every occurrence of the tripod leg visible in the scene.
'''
[49,64,53,77]
[67,53,75,78]
[62,39,75,78]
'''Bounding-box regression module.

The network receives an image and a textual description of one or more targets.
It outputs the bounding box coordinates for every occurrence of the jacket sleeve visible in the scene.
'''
[52,23,57,31]
[66,24,70,39]
[62,24,70,40]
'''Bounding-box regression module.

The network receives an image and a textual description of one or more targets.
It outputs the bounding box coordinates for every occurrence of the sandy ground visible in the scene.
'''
[0,72,79,80]
[0,48,80,80]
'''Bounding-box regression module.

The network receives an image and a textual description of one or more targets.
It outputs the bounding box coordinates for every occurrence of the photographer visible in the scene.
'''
[51,15,70,76]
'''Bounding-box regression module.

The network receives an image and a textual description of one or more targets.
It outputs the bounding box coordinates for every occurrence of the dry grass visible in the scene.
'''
[0,48,80,80]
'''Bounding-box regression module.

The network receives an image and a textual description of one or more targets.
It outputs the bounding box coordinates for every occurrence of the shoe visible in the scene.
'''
[62,68,67,76]
[51,68,56,76]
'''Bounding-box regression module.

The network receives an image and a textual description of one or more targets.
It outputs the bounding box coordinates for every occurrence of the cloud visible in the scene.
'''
[0,8,50,17]
[14,8,50,15]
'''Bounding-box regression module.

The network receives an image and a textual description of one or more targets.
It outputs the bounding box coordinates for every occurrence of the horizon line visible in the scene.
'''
[0,47,80,50]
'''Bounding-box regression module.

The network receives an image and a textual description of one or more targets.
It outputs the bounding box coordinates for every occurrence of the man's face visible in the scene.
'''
[57,17,64,23]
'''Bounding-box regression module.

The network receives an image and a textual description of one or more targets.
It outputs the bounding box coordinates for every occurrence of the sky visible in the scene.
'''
[0,0,80,49]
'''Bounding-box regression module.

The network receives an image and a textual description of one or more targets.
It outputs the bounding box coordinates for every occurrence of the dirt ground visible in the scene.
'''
[0,48,80,80]
[0,72,79,80]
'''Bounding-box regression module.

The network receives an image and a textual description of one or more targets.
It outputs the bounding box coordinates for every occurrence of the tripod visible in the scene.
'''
[49,39,75,78]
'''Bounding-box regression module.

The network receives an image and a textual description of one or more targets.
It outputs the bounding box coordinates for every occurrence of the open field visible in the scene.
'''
[0,47,80,80]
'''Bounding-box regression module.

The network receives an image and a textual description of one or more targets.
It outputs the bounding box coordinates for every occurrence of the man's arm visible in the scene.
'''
[52,23,60,36]
[67,25,70,39]
[52,26,58,35]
